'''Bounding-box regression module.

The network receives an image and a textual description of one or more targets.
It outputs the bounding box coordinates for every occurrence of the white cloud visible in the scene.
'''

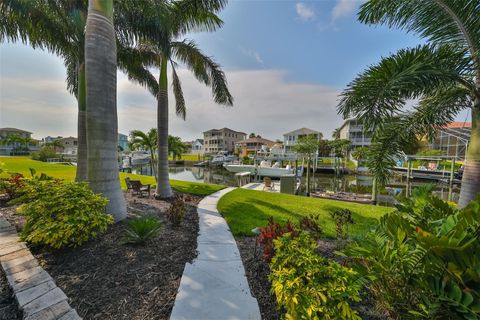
[296,2,315,22]
[331,0,357,22]
[240,47,264,65]
[1,68,345,141]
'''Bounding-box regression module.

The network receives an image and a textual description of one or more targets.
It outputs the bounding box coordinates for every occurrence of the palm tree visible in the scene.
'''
[45,139,64,153]
[84,0,126,221]
[135,1,233,199]
[1,0,160,182]
[338,0,480,207]
[293,135,319,195]
[168,136,187,160]
[130,129,157,177]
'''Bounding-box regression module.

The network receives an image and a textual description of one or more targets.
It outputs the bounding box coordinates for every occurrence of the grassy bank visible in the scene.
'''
[0,156,224,196]
[217,188,392,238]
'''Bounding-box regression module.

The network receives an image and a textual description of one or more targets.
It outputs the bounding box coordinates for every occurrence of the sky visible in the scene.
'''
[0,0,427,141]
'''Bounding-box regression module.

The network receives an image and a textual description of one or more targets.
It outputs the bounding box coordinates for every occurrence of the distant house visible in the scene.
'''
[338,118,372,149]
[203,128,247,154]
[58,137,78,155]
[0,128,38,155]
[427,122,471,160]
[235,137,275,157]
[283,128,322,152]
[41,136,63,145]
[191,139,204,155]
[118,133,129,151]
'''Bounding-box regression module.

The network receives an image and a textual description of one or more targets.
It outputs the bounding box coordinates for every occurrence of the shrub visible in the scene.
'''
[329,208,354,239]
[167,195,186,227]
[0,173,25,199]
[270,233,362,320]
[16,180,113,249]
[124,216,162,244]
[257,216,297,261]
[30,146,57,162]
[342,187,480,319]
[299,214,323,240]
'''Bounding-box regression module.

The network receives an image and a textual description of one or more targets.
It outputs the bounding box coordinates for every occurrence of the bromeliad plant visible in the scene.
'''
[124,216,162,245]
[341,187,480,319]
[270,233,362,320]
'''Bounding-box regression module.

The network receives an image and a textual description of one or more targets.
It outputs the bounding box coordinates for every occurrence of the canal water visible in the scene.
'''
[132,164,460,206]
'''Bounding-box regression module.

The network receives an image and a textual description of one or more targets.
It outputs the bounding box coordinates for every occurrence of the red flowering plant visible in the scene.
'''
[0,173,25,199]
[256,217,298,261]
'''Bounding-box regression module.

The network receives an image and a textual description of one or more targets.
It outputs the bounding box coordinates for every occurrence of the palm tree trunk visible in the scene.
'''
[155,57,173,198]
[75,61,88,181]
[458,90,480,207]
[150,148,156,178]
[85,0,126,221]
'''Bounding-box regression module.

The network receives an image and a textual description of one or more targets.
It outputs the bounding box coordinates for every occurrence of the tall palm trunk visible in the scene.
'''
[75,61,88,181]
[85,0,126,221]
[155,57,173,198]
[458,87,480,207]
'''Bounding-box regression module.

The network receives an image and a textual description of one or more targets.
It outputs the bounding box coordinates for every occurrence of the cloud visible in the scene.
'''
[296,2,315,22]
[240,47,264,65]
[1,67,345,141]
[331,0,357,22]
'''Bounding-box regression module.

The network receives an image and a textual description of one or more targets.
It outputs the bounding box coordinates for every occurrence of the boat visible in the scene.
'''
[310,191,374,204]
[223,160,296,178]
[211,151,237,165]
[122,151,150,167]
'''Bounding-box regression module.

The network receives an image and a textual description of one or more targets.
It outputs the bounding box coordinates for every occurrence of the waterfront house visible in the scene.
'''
[338,118,373,149]
[0,128,39,155]
[191,139,204,155]
[283,128,322,153]
[203,128,246,154]
[58,137,78,155]
[235,137,275,157]
[426,122,471,160]
[118,133,129,152]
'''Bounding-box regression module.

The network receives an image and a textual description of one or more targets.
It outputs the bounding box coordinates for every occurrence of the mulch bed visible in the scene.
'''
[0,191,200,320]
[0,270,22,320]
[236,236,386,320]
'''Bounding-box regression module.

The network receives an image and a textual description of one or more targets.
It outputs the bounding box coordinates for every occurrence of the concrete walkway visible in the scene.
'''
[0,216,80,320]
[170,188,261,320]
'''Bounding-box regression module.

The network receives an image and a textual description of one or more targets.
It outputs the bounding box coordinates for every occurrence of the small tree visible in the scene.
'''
[293,135,318,195]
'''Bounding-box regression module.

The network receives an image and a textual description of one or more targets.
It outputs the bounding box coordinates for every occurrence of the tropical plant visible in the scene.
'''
[45,139,64,153]
[270,233,362,320]
[124,216,162,244]
[351,146,369,161]
[341,187,480,319]
[299,213,323,240]
[168,136,187,160]
[329,208,354,240]
[16,179,113,249]
[30,146,57,162]
[0,173,25,200]
[132,1,233,198]
[130,129,158,177]
[166,194,186,227]
[337,0,480,207]
[256,216,298,261]
[293,135,319,195]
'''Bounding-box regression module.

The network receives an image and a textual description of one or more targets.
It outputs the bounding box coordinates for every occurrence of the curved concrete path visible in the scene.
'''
[170,187,261,320]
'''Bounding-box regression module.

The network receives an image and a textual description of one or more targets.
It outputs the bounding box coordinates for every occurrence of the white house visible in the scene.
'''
[283,128,322,153]
[191,139,204,155]
[338,118,372,149]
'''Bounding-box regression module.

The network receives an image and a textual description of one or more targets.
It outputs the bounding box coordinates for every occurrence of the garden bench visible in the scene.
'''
[124,177,133,192]
[130,180,151,197]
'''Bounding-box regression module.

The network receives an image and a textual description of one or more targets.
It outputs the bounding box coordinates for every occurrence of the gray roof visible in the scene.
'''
[283,127,320,136]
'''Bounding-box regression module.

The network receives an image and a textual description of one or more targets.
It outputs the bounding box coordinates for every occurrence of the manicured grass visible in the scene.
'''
[0,156,224,196]
[168,154,203,161]
[217,188,393,238]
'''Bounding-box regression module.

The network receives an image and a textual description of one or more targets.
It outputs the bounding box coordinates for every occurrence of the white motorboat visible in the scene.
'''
[223,160,296,178]
[122,151,150,167]
[211,151,237,164]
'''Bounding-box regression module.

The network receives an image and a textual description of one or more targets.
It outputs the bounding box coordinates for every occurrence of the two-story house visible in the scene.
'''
[58,137,78,155]
[118,133,129,152]
[235,137,275,157]
[0,128,39,155]
[283,128,322,153]
[337,118,372,149]
[191,139,204,155]
[203,128,246,154]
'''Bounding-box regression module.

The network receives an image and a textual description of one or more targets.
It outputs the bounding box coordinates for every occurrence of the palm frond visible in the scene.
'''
[338,44,472,131]
[171,63,186,120]
[172,39,233,106]
[358,0,480,68]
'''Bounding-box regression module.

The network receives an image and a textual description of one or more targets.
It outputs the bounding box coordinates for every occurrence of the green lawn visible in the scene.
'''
[168,154,202,161]
[0,156,224,196]
[217,188,393,238]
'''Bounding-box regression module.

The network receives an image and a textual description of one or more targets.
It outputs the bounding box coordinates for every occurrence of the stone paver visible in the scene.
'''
[170,188,261,320]
[0,216,81,319]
